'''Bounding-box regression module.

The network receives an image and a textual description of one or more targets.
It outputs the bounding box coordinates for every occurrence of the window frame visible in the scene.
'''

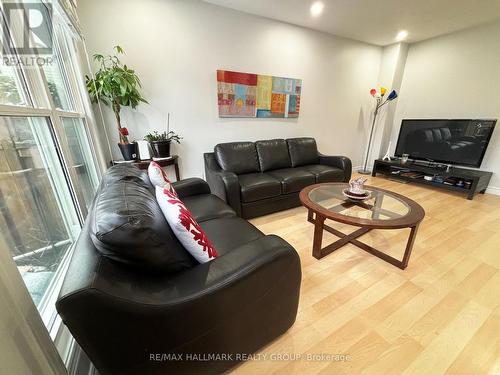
[0,0,105,361]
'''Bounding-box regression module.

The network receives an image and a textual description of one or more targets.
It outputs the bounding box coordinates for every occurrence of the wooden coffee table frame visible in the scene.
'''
[299,183,425,270]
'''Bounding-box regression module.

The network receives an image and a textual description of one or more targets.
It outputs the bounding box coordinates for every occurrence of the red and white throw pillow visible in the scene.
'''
[156,186,218,263]
[148,161,177,195]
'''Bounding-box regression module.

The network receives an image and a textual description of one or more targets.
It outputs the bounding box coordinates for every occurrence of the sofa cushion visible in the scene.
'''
[104,164,152,191]
[238,173,282,203]
[182,193,235,222]
[296,165,345,183]
[90,178,194,273]
[156,187,218,263]
[214,142,260,174]
[255,139,291,172]
[286,138,319,167]
[267,168,315,194]
[440,127,452,141]
[199,216,263,256]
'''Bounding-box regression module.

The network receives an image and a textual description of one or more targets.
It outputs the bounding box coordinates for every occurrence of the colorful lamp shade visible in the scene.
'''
[387,90,398,101]
[380,87,387,96]
[370,88,377,96]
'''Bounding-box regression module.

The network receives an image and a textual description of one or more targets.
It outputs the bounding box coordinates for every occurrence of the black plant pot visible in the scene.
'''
[118,143,137,161]
[149,140,171,159]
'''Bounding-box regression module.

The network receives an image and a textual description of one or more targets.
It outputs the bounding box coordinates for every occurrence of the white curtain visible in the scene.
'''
[0,234,67,374]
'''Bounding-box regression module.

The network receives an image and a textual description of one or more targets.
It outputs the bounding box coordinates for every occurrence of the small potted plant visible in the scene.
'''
[85,45,148,160]
[144,130,182,159]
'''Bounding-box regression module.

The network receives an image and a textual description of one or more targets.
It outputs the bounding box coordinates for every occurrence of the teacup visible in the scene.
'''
[349,177,367,194]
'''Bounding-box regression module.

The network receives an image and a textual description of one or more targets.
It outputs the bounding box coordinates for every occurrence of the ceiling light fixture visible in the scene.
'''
[310,1,324,17]
[396,30,408,41]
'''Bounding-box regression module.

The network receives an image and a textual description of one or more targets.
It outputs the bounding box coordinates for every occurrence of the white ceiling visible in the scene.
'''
[203,0,500,46]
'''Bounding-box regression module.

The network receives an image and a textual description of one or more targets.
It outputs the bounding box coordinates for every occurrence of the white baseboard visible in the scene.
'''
[486,186,500,196]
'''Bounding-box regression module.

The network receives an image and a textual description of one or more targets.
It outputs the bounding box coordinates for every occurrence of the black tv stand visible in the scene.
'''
[411,160,451,170]
[372,159,492,200]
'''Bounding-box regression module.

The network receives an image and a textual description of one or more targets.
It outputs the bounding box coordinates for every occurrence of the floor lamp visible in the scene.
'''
[359,87,398,175]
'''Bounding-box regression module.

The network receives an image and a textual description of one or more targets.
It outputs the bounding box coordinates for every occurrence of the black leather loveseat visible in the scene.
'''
[204,138,351,219]
[56,165,301,375]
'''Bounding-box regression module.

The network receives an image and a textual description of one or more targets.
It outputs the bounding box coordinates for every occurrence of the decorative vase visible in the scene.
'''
[149,140,171,159]
[118,143,137,161]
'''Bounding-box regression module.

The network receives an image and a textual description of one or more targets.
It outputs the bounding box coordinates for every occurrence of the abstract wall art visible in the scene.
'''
[217,70,302,118]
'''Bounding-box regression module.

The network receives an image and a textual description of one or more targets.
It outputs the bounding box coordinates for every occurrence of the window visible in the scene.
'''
[42,22,75,111]
[0,116,80,306]
[0,65,27,106]
[0,1,103,321]
[61,117,99,210]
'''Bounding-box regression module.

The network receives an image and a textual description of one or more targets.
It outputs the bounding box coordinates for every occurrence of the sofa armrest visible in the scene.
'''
[204,152,242,216]
[57,235,301,374]
[319,154,352,182]
[172,177,210,198]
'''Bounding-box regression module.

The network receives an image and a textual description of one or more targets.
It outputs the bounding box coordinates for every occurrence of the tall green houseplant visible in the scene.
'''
[86,45,148,144]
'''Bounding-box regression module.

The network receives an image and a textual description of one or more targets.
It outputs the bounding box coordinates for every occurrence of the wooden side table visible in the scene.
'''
[112,155,180,180]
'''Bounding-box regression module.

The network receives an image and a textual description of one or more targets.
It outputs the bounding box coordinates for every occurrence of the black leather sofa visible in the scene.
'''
[56,165,301,375]
[204,138,352,219]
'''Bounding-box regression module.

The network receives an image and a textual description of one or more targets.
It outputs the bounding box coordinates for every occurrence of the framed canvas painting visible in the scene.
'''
[217,70,301,118]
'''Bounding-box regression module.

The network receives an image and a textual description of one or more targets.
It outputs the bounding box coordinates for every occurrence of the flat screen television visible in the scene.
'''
[395,119,496,168]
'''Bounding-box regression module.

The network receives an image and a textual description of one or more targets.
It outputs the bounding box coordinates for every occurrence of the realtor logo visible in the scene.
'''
[1,2,53,55]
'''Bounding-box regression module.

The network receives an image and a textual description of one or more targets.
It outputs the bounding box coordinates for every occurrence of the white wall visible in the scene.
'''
[377,43,408,158]
[363,42,408,170]
[391,21,500,191]
[77,0,381,178]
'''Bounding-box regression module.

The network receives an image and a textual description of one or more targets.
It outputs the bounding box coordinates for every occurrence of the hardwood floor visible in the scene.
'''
[232,174,500,375]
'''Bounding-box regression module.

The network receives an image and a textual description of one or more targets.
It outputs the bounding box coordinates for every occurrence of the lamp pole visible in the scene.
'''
[359,88,398,175]
[359,99,381,175]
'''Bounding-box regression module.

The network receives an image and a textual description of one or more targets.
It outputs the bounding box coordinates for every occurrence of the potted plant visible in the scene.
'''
[144,130,182,159]
[85,45,148,160]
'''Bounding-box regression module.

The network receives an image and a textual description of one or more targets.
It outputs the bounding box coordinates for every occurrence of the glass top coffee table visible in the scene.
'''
[299,183,425,269]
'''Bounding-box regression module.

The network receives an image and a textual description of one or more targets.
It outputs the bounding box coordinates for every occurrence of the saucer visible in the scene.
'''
[345,189,367,197]
[342,188,371,201]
